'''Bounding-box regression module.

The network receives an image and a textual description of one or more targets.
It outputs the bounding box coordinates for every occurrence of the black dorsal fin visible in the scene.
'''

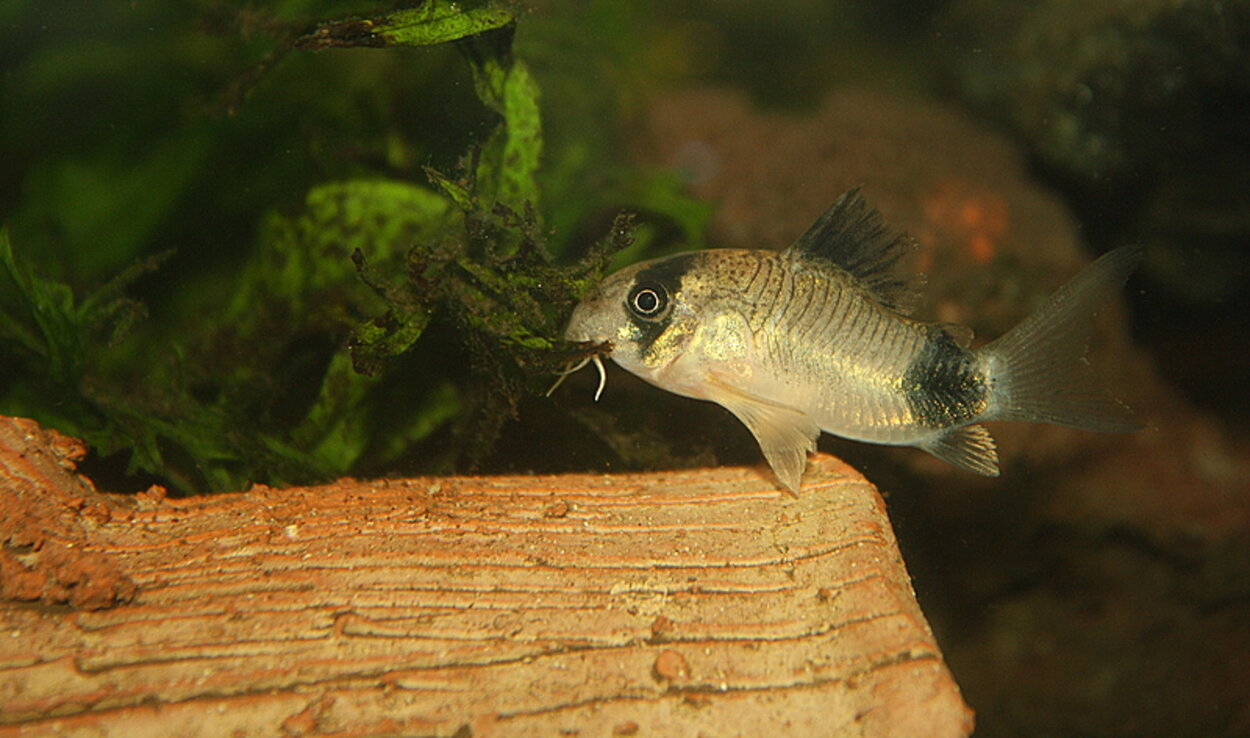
[783,187,922,314]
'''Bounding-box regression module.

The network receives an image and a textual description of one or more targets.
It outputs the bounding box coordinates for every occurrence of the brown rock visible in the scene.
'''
[0,417,137,610]
[0,416,972,737]
[652,649,691,682]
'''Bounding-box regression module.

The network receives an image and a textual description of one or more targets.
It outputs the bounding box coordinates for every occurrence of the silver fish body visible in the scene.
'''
[563,189,1140,491]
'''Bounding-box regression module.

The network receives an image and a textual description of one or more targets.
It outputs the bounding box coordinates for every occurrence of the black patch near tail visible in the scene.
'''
[902,329,988,428]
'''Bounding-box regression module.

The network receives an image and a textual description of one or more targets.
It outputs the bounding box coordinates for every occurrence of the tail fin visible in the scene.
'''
[980,245,1143,432]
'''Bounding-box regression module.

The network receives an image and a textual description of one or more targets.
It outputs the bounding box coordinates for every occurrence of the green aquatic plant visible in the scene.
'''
[0,0,708,492]
[287,2,643,470]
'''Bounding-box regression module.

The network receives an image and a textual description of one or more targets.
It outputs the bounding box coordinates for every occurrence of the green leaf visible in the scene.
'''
[296,1,516,50]
[471,55,543,212]
[0,227,83,385]
[423,166,475,212]
[212,178,456,478]
[296,3,543,222]
[288,352,377,473]
[349,306,433,378]
[375,2,516,47]
[228,178,452,322]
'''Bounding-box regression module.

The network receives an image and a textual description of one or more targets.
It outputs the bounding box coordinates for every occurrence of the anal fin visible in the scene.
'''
[918,424,1000,476]
[704,374,820,493]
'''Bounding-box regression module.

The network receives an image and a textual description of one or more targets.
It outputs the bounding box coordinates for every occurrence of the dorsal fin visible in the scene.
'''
[783,187,923,314]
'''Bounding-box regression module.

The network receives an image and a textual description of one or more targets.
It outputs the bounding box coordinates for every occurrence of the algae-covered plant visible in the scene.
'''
[0,1,707,493]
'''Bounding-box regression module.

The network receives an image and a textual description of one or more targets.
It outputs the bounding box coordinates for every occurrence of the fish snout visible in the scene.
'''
[563,313,591,343]
[563,295,611,345]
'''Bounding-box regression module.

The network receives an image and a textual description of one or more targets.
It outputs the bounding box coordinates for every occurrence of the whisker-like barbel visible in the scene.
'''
[544,357,589,397]
[590,354,607,401]
[545,353,609,402]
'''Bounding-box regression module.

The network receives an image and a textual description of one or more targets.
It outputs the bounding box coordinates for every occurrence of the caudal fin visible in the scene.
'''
[980,245,1143,432]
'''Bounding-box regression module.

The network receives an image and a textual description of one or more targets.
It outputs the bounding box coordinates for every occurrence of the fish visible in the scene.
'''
[558,188,1142,492]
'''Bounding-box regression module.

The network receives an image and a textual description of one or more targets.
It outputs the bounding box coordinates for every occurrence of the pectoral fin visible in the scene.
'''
[704,374,820,493]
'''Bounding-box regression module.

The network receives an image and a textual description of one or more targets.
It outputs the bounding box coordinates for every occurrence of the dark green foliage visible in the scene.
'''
[0,227,294,492]
[0,0,709,493]
[295,2,517,50]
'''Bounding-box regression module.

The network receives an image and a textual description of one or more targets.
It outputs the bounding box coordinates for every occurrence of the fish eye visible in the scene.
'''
[628,282,669,320]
